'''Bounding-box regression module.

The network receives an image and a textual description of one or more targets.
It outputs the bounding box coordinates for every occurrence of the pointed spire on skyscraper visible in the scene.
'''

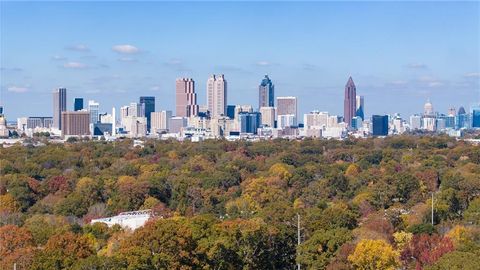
[344,76,357,128]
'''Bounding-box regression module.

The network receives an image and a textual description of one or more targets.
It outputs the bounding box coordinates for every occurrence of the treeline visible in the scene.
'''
[0,135,479,269]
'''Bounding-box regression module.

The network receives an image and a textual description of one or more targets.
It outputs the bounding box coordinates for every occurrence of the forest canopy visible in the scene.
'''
[1,135,479,269]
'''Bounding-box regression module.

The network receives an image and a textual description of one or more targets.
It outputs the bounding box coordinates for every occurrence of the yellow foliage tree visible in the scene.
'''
[345,163,361,177]
[348,239,400,270]
[446,225,471,248]
[268,163,293,180]
[393,231,413,250]
[0,193,19,212]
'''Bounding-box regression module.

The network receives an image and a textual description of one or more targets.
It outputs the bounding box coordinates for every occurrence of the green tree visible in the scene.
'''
[297,228,352,269]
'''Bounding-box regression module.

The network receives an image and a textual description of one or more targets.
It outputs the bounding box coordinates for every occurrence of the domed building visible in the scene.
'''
[424,99,434,116]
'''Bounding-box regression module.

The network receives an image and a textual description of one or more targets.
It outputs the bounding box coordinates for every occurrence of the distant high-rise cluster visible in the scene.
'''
[6,73,478,141]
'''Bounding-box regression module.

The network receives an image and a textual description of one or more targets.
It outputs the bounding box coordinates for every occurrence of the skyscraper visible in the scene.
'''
[344,77,356,128]
[140,96,155,132]
[355,95,365,120]
[277,97,297,116]
[74,98,84,111]
[260,106,276,128]
[207,74,227,118]
[176,78,199,117]
[238,112,261,134]
[372,115,388,136]
[472,105,480,128]
[53,87,67,130]
[88,100,100,124]
[259,75,274,108]
[151,110,172,132]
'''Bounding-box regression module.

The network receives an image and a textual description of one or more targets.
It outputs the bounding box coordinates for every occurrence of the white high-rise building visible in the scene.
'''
[207,74,227,118]
[151,111,172,133]
[410,115,422,130]
[423,117,436,131]
[260,107,276,128]
[304,111,330,129]
[88,100,100,124]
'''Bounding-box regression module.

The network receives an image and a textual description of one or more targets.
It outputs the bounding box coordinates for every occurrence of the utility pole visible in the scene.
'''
[297,213,301,270]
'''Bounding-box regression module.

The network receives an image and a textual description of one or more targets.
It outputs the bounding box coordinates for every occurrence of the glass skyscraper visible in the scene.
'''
[259,75,274,109]
[140,96,155,132]
[472,105,480,128]
[372,115,388,136]
[74,98,84,111]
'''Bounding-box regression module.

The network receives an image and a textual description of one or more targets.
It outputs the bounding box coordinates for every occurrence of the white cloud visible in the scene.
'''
[407,63,428,69]
[428,82,444,88]
[150,85,161,91]
[66,44,90,52]
[7,85,29,93]
[112,44,140,54]
[63,62,88,69]
[256,61,271,66]
[52,55,67,61]
[464,72,480,78]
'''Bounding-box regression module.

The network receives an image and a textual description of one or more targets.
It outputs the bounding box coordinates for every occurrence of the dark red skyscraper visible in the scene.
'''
[344,76,357,127]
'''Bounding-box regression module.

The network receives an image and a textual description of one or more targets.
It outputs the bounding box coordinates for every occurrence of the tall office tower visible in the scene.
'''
[61,111,90,137]
[74,98,84,111]
[87,100,100,124]
[372,115,388,136]
[140,96,155,132]
[226,105,236,119]
[472,105,480,128]
[277,96,297,125]
[176,78,199,117]
[410,114,422,130]
[424,99,434,116]
[355,95,365,120]
[344,77,357,127]
[207,74,227,118]
[151,110,172,132]
[456,106,470,129]
[53,88,67,129]
[259,75,274,108]
[260,106,276,128]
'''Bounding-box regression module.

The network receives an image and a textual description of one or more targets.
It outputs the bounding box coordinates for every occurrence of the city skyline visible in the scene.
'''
[1,1,479,120]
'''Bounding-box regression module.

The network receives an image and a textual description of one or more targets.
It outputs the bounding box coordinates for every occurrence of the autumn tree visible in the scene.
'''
[348,239,400,270]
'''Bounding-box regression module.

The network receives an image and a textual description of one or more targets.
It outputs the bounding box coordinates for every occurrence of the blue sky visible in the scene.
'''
[1,1,479,120]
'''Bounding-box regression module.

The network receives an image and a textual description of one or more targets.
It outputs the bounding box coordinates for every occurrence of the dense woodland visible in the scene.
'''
[1,136,479,270]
